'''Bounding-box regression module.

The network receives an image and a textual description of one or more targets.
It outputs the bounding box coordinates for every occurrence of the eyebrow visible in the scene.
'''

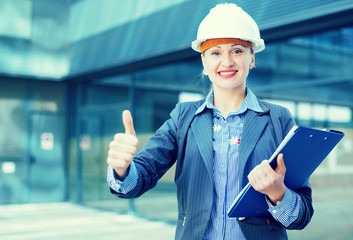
[208,44,246,52]
[231,44,246,48]
[211,44,245,49]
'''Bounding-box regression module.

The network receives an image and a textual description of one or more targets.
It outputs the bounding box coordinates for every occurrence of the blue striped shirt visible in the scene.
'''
[107,88,302,239]
[196,88,302,239]
[107,163,138,194]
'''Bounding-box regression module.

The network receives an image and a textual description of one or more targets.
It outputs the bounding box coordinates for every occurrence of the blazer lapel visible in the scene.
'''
[191,109,213,179]
[238,109,269,185]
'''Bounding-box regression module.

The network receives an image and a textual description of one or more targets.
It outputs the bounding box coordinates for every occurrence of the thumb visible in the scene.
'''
[122,110,136,136]
[275,153,286,175]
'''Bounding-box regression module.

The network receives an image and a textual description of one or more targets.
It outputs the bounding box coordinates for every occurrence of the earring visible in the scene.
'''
[203,69,208,76]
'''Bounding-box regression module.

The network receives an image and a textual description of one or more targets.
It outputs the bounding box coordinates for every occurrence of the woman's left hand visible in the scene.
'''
[247,153,286,203]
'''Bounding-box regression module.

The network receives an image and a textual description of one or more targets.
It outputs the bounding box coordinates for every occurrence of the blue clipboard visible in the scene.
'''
[227,125,344,218]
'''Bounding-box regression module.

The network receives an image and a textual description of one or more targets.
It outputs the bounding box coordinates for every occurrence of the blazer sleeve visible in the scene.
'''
[110,103,181,199]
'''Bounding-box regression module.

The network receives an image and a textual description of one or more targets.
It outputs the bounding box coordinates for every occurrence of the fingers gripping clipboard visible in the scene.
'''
[227,125,344,218]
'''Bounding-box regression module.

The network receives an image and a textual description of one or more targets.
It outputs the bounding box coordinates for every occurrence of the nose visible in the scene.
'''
[221,53,234,68]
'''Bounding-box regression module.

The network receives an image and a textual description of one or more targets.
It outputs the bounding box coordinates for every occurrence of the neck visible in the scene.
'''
[213,87,246,118]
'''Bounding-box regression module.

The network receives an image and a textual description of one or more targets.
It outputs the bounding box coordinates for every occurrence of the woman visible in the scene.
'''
[106,3,313,239]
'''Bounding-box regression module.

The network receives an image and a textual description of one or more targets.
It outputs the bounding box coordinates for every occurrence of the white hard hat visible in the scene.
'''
[191,3,265,53]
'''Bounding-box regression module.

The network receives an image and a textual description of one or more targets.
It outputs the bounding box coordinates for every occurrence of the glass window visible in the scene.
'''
[0,0,32,38]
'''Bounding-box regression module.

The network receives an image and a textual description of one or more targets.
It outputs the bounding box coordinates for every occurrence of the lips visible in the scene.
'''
[218,70,238,78]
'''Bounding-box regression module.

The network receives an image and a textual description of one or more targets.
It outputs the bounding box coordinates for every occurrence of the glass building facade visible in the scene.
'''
[0,0,353,238]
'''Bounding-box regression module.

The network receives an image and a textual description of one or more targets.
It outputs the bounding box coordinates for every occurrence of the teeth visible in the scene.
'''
[219,71,236,75]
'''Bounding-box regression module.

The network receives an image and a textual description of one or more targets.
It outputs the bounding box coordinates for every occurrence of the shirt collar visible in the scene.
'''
[195,88,264,116]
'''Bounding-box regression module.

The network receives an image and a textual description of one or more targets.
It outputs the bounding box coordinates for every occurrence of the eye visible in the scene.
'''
[232,49,243,54]
[211,51,221,56]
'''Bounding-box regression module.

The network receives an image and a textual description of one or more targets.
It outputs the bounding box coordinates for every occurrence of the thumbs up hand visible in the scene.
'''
[247,153,286,204]
[106,110,139,179]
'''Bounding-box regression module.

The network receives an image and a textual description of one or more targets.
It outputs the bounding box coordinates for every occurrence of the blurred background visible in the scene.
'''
[0,0,353,239]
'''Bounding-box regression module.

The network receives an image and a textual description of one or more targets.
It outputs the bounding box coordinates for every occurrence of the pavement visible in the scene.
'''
[1,174,353,240]
[0,202,176,240]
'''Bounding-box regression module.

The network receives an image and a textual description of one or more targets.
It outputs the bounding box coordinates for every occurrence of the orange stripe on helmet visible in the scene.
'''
[200,38,253,53]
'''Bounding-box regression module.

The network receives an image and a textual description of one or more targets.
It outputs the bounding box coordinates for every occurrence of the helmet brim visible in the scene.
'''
[191,38,265,53]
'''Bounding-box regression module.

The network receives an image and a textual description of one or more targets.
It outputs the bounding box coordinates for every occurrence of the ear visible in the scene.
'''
[201,54,208,75]
[249,52,256,69]
[201,53,205,68]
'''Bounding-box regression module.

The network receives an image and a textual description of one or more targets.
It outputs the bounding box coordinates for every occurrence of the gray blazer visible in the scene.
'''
[112,99,313,240]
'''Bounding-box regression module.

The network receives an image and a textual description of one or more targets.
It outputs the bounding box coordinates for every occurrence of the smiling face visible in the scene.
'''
[201,43,255,92]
